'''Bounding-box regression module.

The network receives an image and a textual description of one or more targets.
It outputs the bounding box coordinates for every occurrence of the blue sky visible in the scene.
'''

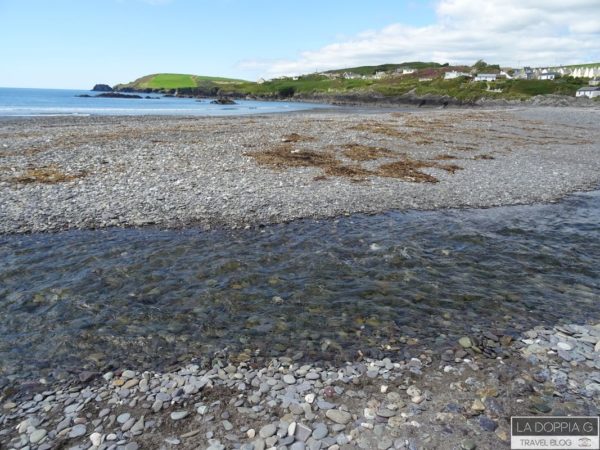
[1,0,599,89]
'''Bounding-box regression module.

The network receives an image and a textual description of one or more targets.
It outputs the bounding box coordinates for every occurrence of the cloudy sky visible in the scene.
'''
[0,0,598,88]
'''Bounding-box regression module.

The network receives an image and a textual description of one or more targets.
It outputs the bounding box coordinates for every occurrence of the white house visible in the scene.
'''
[576,86,600,98]
[474,74,497,82]
[590,77,600,86]
[343,72,361,80]
[538,72,558,80]
[444,71,470,80]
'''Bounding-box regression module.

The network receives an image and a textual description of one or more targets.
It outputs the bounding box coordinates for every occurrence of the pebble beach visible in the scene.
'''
[1,322,599,450]
[1,105,600,450]
[1,107,600,234]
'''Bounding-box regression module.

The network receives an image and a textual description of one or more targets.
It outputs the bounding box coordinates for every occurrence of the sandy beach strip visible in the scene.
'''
[1,107,600,234]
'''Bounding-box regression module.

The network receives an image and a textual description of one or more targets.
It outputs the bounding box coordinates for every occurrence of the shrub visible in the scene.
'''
[278,86,296,98]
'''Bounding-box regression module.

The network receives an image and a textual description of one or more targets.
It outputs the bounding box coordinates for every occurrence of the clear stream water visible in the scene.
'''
[1,190,599,381]
[0,87,327,117]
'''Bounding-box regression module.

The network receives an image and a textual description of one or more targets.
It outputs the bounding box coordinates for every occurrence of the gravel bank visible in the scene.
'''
[1,323,598,450]
[1,107,600,234]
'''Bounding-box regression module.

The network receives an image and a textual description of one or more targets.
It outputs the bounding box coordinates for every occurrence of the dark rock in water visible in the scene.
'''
[210,97,237,105]
[76,94,92,98]
[95,93,143,99]
[145,96,160,99]
[78,371,97,383]
[92,84,113,92]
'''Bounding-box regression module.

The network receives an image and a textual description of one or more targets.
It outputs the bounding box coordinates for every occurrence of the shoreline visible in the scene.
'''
[1,321,598,450]
[1,107,600,235]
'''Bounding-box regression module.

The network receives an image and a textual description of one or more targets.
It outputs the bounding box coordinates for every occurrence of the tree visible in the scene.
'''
[473,60,489,71]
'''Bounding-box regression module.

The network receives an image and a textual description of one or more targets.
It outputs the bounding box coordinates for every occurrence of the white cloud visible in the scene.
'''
[241,0,600,77]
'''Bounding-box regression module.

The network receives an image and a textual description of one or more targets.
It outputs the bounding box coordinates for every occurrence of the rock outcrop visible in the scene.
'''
[92,84,113,92]
[210,97,237,105]
[96,93,142,99]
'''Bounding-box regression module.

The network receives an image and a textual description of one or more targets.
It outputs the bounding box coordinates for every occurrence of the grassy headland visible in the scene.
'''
[115,73,248,93]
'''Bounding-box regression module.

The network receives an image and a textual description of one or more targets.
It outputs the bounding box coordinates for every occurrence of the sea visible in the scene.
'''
[0,87,326,117]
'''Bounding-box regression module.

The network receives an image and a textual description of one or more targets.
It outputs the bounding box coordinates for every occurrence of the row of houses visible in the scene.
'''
[444,71,503,82]
[514,65,600,80]
[327,67,417,81]
[445,69,560,82]
[553,65,600,79]
[513,67,561,80]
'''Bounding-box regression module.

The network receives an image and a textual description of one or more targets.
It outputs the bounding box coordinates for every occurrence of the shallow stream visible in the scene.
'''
[1,191,599,382]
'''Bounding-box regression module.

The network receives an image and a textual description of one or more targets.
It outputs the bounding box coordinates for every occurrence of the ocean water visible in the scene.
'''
[0,87,327,117]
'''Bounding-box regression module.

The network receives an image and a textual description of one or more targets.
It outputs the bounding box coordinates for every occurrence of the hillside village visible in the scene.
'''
[116,61,600,102]
[261,62,600,99]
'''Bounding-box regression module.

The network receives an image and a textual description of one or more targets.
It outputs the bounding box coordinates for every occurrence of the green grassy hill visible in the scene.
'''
[115,73,249,91]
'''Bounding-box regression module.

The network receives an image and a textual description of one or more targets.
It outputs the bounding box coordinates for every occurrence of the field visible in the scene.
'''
[115,73,248,91]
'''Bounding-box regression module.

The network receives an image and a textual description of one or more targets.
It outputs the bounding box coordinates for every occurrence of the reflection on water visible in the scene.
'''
[1,191,599,379]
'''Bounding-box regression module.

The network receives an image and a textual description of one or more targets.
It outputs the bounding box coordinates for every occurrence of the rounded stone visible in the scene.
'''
[69,424,87,438]
[117,413,131,424]
[122,369,136,379]
[259,423,277,438]
[326,409,352,425]
[90,432,102,447]
[459,337,472,348]
[29,429,47,444]
[170,411,189,421]
[283,374,296,384]
[312,423,328,439]
[461,439,477,450]
[557,342,573,351]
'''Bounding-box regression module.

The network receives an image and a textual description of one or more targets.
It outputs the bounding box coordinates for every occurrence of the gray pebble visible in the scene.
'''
[170,411,189,421]
[117,413,131,424]
[312,423,328,440]
[259,423,277,438]
[69,424,87,438]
